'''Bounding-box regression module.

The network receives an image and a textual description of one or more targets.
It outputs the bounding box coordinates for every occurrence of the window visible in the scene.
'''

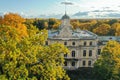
[98,49,101,55]
[84,42,87,46]
[90,42,92,46]
[88,61,92,66]
[64,42,67,45]
[72,51,75,57]
[83,61,86,66]
[89,50,92,56]
[71,62,75,66]
[45,41,48,45]
[83,50,86,57]
[64,54,67,57]
[72,42,75,46]
[64,61,67,66]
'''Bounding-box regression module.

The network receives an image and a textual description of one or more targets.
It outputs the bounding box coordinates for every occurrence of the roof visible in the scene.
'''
[48,14,98,40]
[48,29,98,39]
[62,14,70,19]
[98,36,120,41]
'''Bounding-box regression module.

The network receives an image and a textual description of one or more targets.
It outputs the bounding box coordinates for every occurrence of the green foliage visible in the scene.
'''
[67,68,95,80]
[31,18,61,30]
[108,19,118,25]
[94,41,120,80]
[48,18,61,29]
[33,19,48,30]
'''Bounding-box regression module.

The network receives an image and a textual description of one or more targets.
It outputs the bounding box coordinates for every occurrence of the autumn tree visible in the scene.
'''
[108,19,118,25]
[93,23,111,36]
[0,16,3,24]
[0,14,70,80]
[70,19,97,31]
[48,18,61,29]
[94,41,120,80]
[79,23,94,31]
[0,25,25,79]
[115,27,120,36]
[25,19,34,26]
[71,19,80,29]
[0,13,28,37]
[33,19,48,30]
[111,23,120,36]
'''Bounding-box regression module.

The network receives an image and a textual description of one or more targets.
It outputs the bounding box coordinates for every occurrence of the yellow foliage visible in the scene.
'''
[1,13,28,37]
[94,41,120,79]
[71,20,80,29]
[93,23,111,35]
[0,24,69,80]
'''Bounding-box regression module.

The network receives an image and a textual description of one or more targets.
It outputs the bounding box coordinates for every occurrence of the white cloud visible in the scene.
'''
[66,0,120,12]
[15,0,120,18]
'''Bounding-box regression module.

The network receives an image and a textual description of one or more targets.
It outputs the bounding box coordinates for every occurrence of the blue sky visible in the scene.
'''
[0,0,120,18]
[0,0,63,15]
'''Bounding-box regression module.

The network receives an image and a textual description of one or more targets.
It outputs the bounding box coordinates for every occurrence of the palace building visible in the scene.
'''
[46,13,120,70]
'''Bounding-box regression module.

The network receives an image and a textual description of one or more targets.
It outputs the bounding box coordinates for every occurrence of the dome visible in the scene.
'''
[61,14,70,19]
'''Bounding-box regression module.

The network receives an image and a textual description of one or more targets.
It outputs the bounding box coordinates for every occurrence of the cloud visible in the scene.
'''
[0,12,10,17]
[72,9,120,18]
[92,10,101,12]
[103,10,117,12]
[103,7,110,9]
[37,14,62,19]
[92,10,117,12]
[107,13,120,17]
[73,11,89,17]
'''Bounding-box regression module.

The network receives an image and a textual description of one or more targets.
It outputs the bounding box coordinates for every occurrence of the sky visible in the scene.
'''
[0,0,120,18]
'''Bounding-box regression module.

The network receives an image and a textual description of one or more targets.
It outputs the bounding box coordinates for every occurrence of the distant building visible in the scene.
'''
[46,13,120,70]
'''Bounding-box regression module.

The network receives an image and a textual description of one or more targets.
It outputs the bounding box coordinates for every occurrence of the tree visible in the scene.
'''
[48,18,61,29]
[0,15,70,80]
[33,19,48,30]
[0,16,3,24]
[94,41,120,80]
[111,23,120,36]
[108,19,118,25]
[71,20,80,29]
[0,13,28,37]
[93,23,111,36]
[115,27,120,36]
[79,23,93,31]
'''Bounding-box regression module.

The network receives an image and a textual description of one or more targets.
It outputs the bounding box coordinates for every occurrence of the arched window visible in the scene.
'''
[71,62,75,66]
[90,41,92,46]
[72,42,75,46]
[72,51,75,57]
[64,42,67,45]
[89,50,92,56]
[88,61,92,66]
[83,50,86,57]
[83,61,86,66]
[84,42,87,46]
